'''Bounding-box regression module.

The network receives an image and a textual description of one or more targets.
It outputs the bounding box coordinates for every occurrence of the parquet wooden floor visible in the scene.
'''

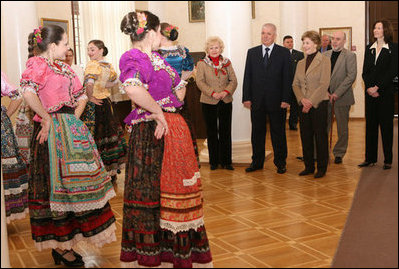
[7,119,371,268]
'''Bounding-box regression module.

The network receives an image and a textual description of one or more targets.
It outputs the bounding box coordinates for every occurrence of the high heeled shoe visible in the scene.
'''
[52,249,84,267]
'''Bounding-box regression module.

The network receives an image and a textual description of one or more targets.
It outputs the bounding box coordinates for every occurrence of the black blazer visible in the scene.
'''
[243,44,293,111]
[362,42,398,94]
[291,49,304,75]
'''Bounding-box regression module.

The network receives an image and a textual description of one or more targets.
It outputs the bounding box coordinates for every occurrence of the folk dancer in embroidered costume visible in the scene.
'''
[20,25,117,267]
[158,22,201,168]
[196,36,238,171]
[81,40,127,184]
[1,71,29,223]
[119,11,213,267]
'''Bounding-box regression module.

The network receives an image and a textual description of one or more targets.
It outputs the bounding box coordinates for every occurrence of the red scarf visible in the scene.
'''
[209,56,220,66]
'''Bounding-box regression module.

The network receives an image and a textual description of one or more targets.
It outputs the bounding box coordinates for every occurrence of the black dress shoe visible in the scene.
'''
[314,170,326,178]
[277,166,287,174]
[210,164,218,170]
[245,165,262,172]
[383,163,392,170]
[52,249,84,267]
[222,164,234,170]
[334,157,342,164]
[299,169,314,176]
[358,161,376,167]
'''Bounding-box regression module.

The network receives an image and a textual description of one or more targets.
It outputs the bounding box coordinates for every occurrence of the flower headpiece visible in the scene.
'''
[162,25,179,38]
[33,27,43,45]
[136,12,147,35]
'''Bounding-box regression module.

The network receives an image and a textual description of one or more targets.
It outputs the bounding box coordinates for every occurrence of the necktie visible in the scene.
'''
[263,47,270,67]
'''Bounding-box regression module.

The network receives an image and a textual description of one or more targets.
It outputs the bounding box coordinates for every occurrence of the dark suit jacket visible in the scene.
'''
[362,42,398,94]
[243,44,293,111]
[291,49,304,75]
[319,45,332,53]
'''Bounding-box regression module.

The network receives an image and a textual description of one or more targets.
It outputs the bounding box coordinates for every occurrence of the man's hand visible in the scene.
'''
[281,102,290,109]
[367,86,378,96]
[328,93,338,102]
[243,101,251,109]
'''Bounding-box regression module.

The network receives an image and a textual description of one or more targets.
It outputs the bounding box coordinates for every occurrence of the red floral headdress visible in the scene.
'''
[136,12,147,35]
[33,27,43,45]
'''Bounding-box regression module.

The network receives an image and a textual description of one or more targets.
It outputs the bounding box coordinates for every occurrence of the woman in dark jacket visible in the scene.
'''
[360,20,398,170]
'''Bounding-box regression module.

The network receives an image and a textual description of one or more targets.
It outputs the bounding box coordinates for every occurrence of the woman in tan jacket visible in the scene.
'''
[293,31,331,178]
[196,36,238,170]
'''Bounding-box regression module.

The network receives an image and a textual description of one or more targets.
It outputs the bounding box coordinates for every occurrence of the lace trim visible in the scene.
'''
[173,80,188,92]
[183,172,201,186]
[121,261,213,268]
[47,101,77,113]
[20,81,39,94]
[159,45,187,59]
[49,186,116,213]
[160,217,205,234]
[6,208,29,224]
[4,183,28,195]
[34,222,117,251]
[120,78,149,94]
[1,157,18,165]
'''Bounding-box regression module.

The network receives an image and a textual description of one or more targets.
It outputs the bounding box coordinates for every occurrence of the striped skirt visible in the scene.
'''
[28,115,117,251]
[81,98,127,176]
[1,107,29,223]
[120,113,212,268]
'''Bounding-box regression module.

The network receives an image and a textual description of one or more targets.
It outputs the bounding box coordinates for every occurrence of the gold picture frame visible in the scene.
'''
[252,1,255,19]
[319,27,352,50]
[40,18,69,37]
[188,1,205,23]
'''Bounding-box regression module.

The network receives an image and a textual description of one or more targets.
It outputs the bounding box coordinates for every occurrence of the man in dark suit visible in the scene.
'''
[243,23,293,174]
[283,35,304,130]
[320,34,332,53]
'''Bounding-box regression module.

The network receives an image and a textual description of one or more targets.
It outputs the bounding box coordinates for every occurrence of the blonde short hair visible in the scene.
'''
[301,30,321,50]
[205,36,224,54]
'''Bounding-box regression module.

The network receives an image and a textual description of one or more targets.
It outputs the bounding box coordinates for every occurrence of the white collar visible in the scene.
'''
[160,45,178,51]
[262,43,275,52]
[370,41,389,50]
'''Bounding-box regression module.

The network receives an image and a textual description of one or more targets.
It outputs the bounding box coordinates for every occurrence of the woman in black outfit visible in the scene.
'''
[360,20,398,170]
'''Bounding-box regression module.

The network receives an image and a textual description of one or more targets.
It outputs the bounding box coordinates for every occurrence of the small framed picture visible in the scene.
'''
[41,18,69,37]
[188,1,205,23]
[319,27,352,50]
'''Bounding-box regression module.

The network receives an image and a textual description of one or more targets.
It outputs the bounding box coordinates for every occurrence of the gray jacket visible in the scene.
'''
[324,48,357,106]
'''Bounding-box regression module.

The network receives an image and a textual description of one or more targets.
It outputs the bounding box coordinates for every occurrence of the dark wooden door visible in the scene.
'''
[186,52,207,139]
[367,1,398,115]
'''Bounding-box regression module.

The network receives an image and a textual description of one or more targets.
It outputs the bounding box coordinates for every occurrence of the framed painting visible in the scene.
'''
[189,1,205,22]
[41,18,69,37]
[319,27,352,50]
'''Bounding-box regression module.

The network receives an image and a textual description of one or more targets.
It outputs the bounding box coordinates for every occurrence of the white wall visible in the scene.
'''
[35,1,73,50]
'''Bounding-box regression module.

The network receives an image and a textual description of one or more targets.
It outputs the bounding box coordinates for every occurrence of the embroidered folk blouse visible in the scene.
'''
[158,45,194,77]
[119,49,186,126]
[20,56,87,122]
[84,60,118,99]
